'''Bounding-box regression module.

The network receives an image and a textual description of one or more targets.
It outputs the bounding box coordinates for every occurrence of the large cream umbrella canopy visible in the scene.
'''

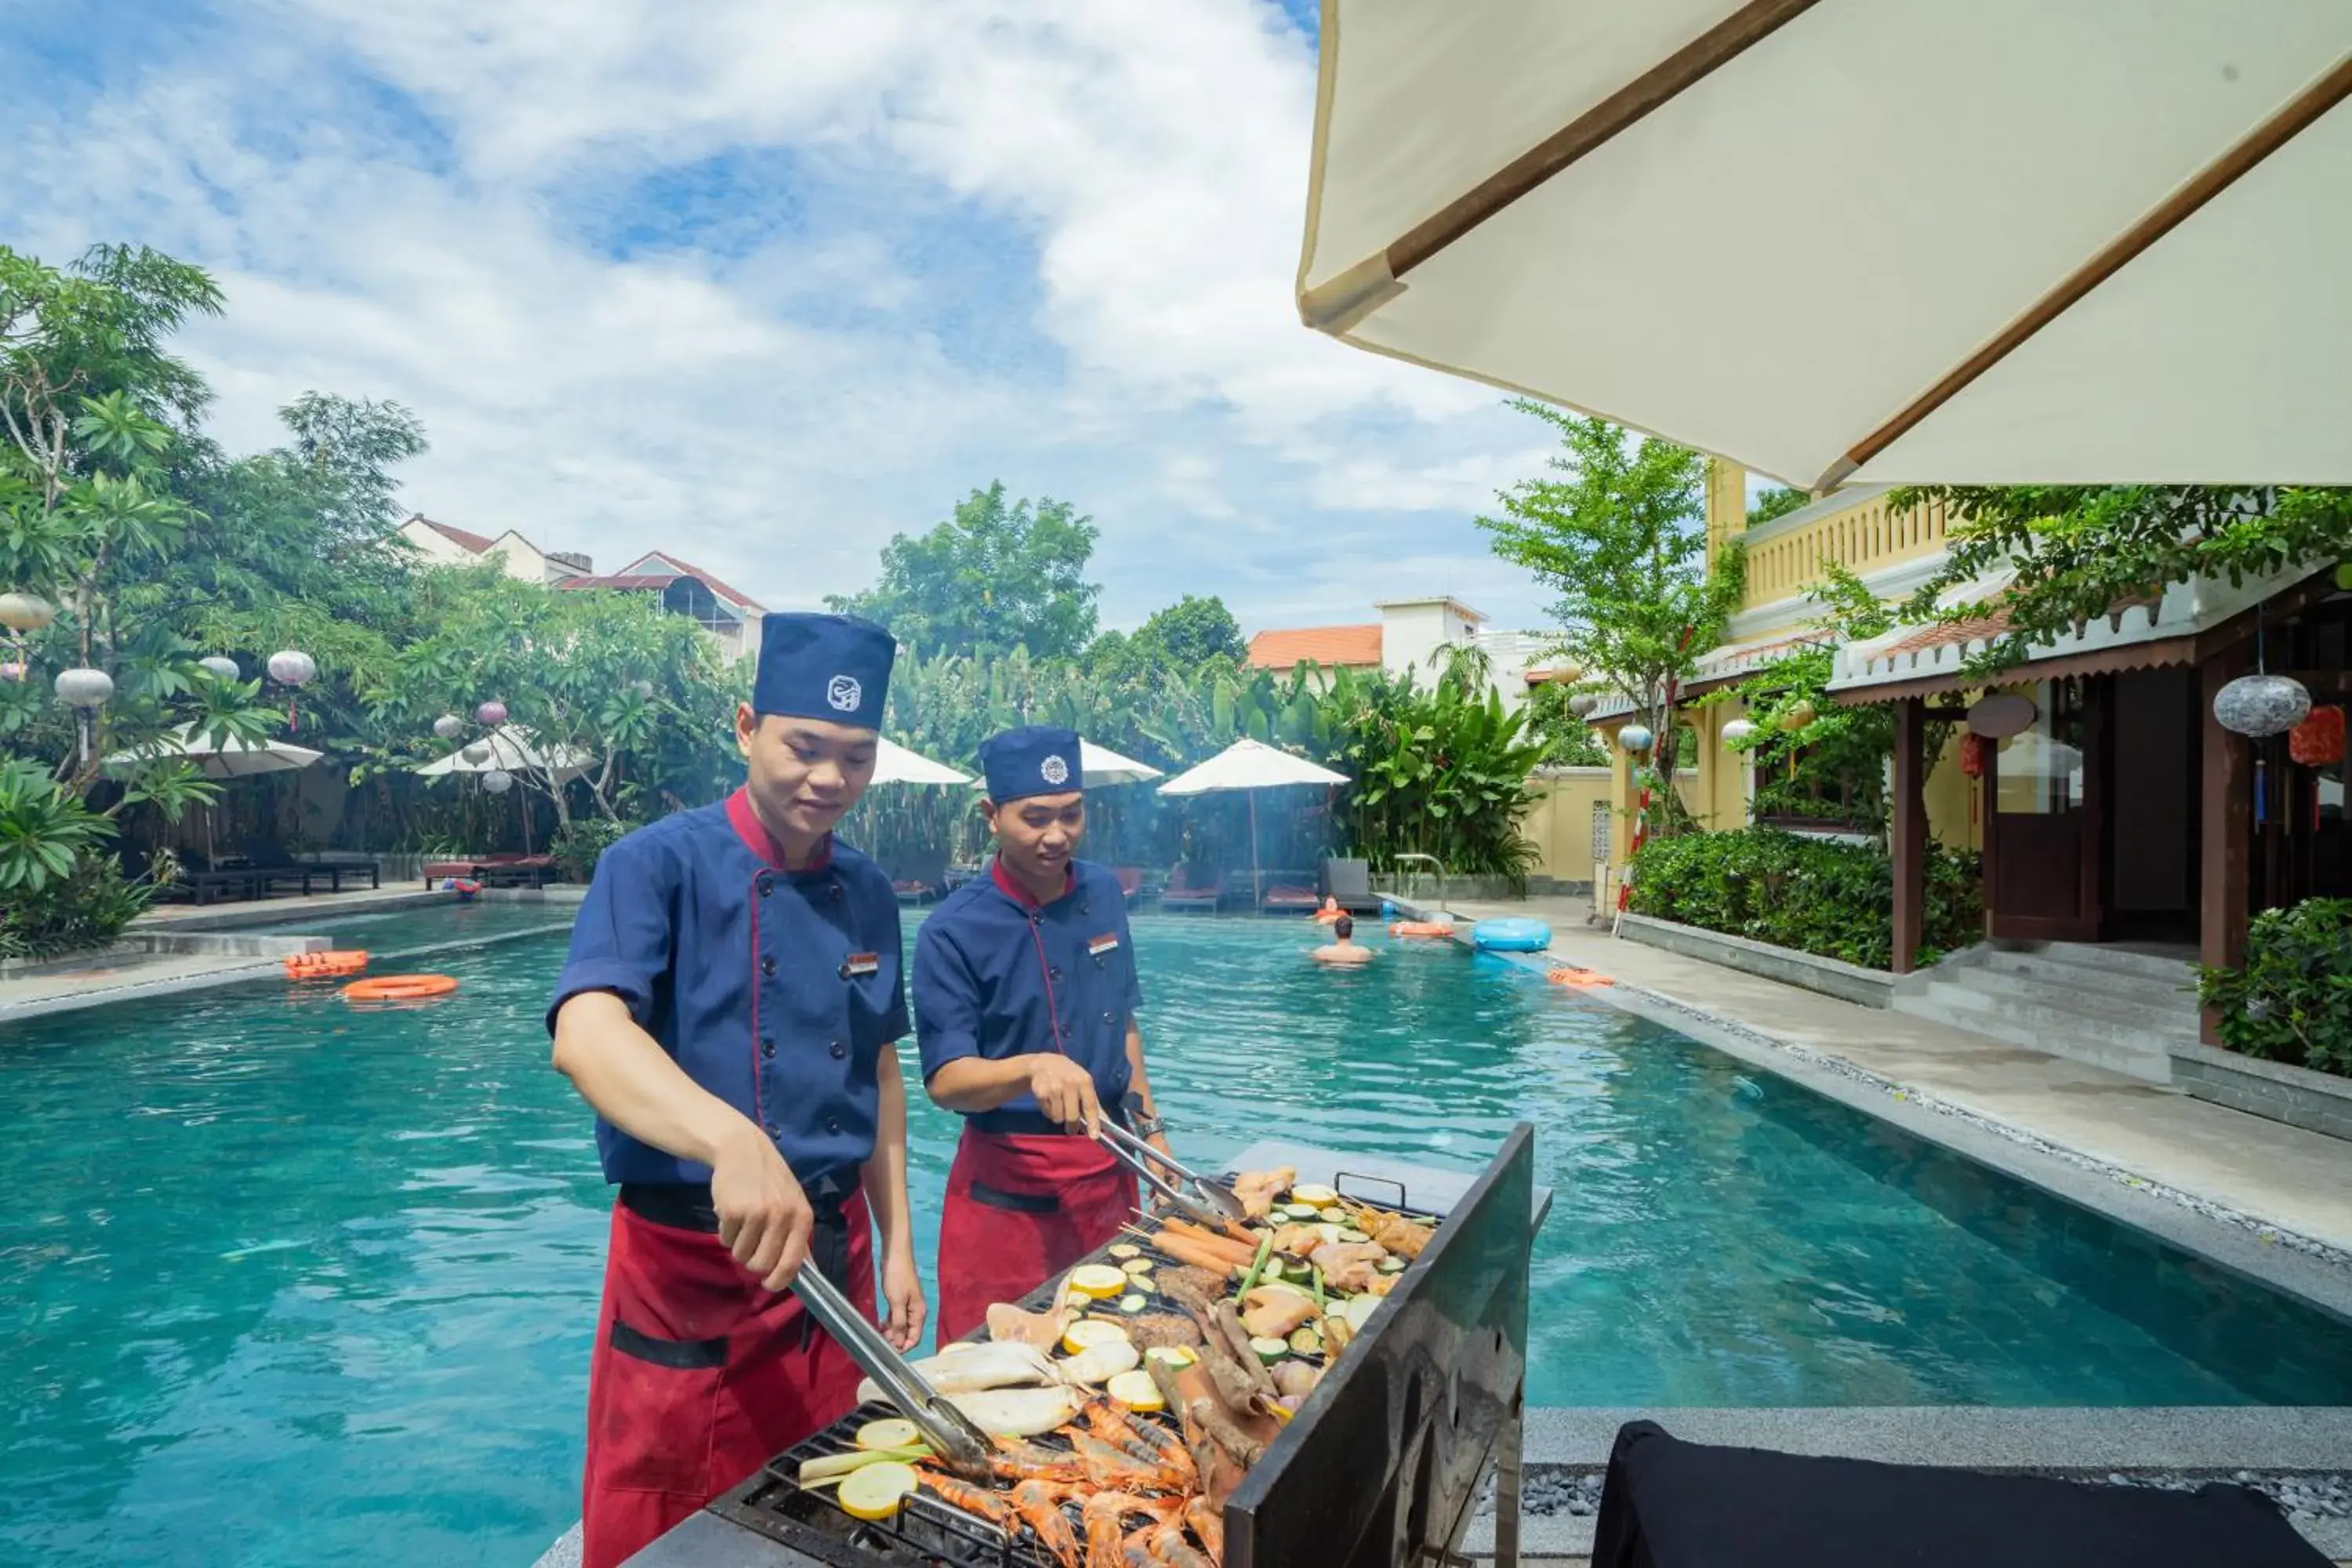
[1159,739,1349,906]
[869,737,973,786]
[412,724,588,782]
[1298,2,2352,487]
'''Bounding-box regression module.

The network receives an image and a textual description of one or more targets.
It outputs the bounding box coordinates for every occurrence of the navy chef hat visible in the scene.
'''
[752,612,896,730]
[980,724,1084,801]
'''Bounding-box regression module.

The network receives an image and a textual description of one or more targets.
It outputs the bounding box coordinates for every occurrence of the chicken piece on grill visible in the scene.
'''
[1238,1289,1318,1341]
[1269,1223,1325,1257]
[1230,1167,1295,1221]
[1308,1240,1388,1294]
[1364,1210,1433,1260]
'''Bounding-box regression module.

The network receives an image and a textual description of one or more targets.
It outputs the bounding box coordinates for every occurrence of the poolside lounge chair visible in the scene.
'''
[1160,862,1221,913]
[1259,874,1322,914]
[1320,856,1382,915]
[420,853,559,890]
[1112,867,1143,906]
[889,846,951,906]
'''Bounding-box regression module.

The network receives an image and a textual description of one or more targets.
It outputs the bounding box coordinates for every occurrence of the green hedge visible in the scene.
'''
[2196,898,2352,1079]
[0,856,157,962]
[1628,826,1983,971]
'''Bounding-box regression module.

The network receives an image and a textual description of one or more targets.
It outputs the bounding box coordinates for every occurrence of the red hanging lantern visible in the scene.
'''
[2288,705,2345,767]
[1959,732,1991,779]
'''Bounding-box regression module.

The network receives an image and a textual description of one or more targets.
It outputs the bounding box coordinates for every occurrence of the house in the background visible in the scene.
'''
[398,514,593,584]
[1244,595,1564,707]
[553,552,768,662]
[397,517,767,660]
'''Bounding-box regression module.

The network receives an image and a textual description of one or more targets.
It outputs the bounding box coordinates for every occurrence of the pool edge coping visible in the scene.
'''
[1395,906,2352,1327]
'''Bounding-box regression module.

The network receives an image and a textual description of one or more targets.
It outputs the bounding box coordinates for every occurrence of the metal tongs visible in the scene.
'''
[1094,1106,1250,1226]
[789,1261,994,1478]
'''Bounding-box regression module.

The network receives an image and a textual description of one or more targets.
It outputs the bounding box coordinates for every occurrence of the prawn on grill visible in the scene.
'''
[919,1471,1017,1529]
[1147,1523,1218,1568]
[1082,1493,1173,1568]
[1069,1430,1179,1493]
[1183,1494,1224,1560]
[1011,1479,1083,1568]
[991,1438,1088,1484]
[1088,1401,1198,1489]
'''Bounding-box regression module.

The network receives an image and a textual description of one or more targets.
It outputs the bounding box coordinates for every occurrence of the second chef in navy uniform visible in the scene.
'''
[546,612,926,1568]
[913,724,1171,1343]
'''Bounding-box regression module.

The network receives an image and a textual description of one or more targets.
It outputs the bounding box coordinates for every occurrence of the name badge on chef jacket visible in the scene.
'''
[840,952,880,978]
[1087,933,1120,960]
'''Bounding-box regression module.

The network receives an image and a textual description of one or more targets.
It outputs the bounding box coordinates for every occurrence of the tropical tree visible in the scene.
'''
[1131,594,1245,667]
[1478,402,1744,831]
[1890,483,2352,671]
[827,481,1102,659]
[1748,485,1811,527]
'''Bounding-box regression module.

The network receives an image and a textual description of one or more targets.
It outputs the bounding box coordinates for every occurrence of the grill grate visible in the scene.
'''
[709,1171,1470,1568]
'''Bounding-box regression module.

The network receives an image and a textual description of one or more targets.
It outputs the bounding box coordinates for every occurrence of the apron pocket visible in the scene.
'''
[595,1318,729,1495]
[970,1181,1061,1214]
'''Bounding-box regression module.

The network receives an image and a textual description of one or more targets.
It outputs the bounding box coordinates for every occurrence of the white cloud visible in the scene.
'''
[6,1,1552,631]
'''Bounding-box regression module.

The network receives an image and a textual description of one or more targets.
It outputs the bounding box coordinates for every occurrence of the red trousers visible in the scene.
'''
[580,1191,873,1568]
[934,1127,1139,1345]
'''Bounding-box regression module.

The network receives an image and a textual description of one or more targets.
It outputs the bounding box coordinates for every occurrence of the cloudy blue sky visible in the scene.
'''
[5,0,1579,634]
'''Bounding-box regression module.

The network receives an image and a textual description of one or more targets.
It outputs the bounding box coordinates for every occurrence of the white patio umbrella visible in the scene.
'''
[1077,739,1163,787]
[870,736,972,786]
[102,723,324,864]
[1157,738,1349,906]
[412,724,589,782]
[1298,4,2352,487]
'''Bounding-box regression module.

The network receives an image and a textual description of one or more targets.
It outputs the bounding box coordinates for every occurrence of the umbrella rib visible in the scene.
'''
[1825,49,2352,491]
[1382,0,1820,285]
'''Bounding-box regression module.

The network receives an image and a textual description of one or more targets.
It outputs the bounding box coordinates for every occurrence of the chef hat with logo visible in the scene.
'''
[980,724,1084,802]
[752,612,895,731]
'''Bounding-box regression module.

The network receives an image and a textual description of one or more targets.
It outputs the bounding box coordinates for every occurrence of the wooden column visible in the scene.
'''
[1892,697,1927,975]
[2199,648,2252,1045]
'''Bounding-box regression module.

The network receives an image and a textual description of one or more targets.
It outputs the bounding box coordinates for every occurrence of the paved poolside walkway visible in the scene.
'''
[1428,894,2352,1272]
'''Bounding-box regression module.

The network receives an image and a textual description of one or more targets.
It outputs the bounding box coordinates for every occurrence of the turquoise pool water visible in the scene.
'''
[5,913,2351,1564]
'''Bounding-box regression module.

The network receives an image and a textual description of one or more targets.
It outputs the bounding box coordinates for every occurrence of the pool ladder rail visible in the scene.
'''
[1389,852,1450,920]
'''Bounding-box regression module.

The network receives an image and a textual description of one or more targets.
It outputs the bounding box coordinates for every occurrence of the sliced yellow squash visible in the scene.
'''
[854,1417,920,1452]
[1142,1345,1197,1370]
[1105,1368,1164,1411]
[1062,1318,1133,1356]
[1067,1264,1130,1299]
[838,1461,919,1520]
[1289,1183,1339,1207]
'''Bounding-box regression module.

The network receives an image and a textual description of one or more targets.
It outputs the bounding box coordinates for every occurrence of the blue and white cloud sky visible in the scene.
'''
[5,0,1572,633]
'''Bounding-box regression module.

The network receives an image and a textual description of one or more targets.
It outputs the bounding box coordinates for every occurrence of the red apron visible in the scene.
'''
[934,1127,1140,1345]
[580,1189,873,1568]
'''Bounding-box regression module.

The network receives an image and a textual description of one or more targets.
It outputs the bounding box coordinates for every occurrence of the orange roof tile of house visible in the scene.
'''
[621,551,767,612]
[1245,625,1383,670]
[416,517,495,554]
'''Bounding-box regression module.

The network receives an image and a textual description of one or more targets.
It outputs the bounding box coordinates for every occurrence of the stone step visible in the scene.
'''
[1969,949,2202,1010]
[1937,966,2203,1040]
[1902,983,2185,1082]
[2007,940,2201,985]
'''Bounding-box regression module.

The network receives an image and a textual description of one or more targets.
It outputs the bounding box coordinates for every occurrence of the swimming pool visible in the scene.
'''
[5,912,2350,1564]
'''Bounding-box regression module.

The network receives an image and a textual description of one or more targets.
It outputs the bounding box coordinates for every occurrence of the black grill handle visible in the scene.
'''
[1334,1170,1410,1210]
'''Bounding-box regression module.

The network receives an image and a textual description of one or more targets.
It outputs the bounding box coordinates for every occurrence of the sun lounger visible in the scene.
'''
[1260,877,1322,913]
[1112,867,1143,905]
[1160,862,1221,912]
[421,854,559,889]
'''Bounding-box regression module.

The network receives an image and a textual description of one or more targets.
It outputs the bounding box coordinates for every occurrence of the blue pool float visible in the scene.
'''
[1472,917,1552,953]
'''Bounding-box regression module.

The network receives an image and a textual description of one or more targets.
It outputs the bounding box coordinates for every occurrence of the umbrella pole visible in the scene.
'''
[520,783,535,856]
[1249,789,1261,909]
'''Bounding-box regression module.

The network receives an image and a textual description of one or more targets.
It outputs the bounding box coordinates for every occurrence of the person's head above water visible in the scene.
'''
[733,612,896,856]
[1333,914,1355,940]
[981,724,1085,895]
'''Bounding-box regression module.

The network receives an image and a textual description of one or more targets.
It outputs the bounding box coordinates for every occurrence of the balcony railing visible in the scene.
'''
[1740,488,1951,609]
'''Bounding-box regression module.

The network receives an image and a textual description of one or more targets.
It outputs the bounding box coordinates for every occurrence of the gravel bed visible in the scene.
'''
[1475,1466,2352,1523]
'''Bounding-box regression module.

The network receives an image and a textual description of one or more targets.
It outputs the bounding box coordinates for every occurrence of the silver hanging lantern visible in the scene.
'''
[198,655,241,681]
[1966,692,2038,739]
[481,768,515,795]
[1721,718,1757,746]
[267,648,318,732]
[1618,723,1655,753]
[0,590,56,632]
[1566,691,1599,718]
[433,713,466,740]
[461,741,492,765]
[476,700,509,727]
[2213,673,2311,739]
[55,666,114,764]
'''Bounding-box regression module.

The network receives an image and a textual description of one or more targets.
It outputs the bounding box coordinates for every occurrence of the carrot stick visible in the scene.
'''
[1157,1221,1256,1263]
[1149,1232,1248,1276]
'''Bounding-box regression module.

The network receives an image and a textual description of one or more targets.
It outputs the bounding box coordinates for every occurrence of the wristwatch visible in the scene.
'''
[1123,1094,1164,1140]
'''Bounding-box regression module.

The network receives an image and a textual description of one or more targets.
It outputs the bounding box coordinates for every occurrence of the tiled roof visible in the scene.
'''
[622,552,766,612]
[556,573,679,592]
[414,517,495,554]
[1245,625,1384,670]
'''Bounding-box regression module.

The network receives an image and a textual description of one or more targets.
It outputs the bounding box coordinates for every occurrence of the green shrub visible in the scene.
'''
[554,817,630,883]
[0,854,158,961]
[1628,826,1981,971]
[2196,898,2352,1078]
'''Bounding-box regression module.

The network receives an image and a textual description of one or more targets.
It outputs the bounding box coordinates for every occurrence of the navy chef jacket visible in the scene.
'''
[913,858,1144,1131]
[546,788,908,1187]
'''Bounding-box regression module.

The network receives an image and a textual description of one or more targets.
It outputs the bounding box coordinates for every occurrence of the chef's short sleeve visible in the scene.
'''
[546,831,676,1034]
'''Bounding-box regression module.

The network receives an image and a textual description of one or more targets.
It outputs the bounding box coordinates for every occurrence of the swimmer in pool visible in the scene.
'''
[1311,913,1375,966]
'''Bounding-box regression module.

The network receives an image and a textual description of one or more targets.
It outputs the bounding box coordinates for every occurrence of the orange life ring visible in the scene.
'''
[285,949,369,979]
[1388,920,1455,938]
[1547,966,1615,989]
[1311,897,1342,923]
[342,974,459,1002]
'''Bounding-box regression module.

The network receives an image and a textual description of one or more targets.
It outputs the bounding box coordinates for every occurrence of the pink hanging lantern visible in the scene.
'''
[267,649,318,731]
[476,700,508,727]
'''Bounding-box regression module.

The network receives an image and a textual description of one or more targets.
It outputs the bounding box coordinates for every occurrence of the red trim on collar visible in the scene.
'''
[728,786,832,873]
[990,855,1075,909]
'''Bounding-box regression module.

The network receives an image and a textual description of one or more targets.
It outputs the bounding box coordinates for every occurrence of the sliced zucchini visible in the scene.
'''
[1317,1206,1348,1224]
[1118,1294,1149,1314]
[1248,1335,1290,1365]
[1120,1257,1156,1276]
[1143,1345,1198,1370]
[1342,1293,1382,1332]
[1337,1229,1370,1245]
[1109,1243,1142,1261]
[1286,1326,1323,1356]
[1376,1255,1407,1275]
[1282,1203,1321,1221]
